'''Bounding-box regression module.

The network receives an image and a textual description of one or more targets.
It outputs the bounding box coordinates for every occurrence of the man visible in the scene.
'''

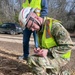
[18,0,48,60]
[19,8,74,75]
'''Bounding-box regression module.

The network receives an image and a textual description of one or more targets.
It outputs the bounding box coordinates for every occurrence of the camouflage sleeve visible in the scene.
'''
[50,22,73,52]
[51,22,73,45]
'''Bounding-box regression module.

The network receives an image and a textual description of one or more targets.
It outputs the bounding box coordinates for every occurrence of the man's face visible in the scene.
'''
[26,12,43,31]
[26,20,40,31]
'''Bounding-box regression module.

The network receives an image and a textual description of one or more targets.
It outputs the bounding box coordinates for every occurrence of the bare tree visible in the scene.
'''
[0,0,24,22]
[48,0,75,32]
[0,0,75,32]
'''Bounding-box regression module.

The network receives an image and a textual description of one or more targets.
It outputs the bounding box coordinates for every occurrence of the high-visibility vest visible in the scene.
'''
[38,17,71,59]
[22,0,41,16]
[38,17,57,49]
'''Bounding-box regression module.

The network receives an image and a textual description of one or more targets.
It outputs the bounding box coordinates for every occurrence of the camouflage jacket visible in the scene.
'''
[38,18,74,59]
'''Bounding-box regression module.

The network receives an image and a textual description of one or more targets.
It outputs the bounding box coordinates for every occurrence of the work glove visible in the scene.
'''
[34,47,48,57]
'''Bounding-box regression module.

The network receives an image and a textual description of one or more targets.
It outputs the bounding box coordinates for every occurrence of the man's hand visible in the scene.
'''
[34,48,48,57]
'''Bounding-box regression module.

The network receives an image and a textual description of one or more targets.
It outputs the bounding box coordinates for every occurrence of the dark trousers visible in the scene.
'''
[23,28,38,58]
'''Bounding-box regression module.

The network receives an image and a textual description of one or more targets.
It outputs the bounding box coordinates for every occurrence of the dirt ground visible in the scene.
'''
[0,37,75,75]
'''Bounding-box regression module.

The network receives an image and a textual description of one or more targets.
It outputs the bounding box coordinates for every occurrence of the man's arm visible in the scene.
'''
[51,22,73,46]
[40,0,48,18]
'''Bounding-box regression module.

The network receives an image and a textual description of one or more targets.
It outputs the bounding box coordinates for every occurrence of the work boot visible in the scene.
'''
[18,56,28,61]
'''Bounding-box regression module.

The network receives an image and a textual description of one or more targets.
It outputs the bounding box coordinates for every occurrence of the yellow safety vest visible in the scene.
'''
[38,17,71,59]
[38,17,57,49]
[22,0,41,16]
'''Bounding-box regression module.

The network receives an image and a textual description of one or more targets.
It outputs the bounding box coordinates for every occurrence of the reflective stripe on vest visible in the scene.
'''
[42,17,57,49]
[22,0,41,16]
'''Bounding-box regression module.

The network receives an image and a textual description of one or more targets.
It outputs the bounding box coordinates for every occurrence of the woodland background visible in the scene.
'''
[0,0,75,32]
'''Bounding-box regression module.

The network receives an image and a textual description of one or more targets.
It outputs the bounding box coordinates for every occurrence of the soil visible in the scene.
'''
[0,36,75,75]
